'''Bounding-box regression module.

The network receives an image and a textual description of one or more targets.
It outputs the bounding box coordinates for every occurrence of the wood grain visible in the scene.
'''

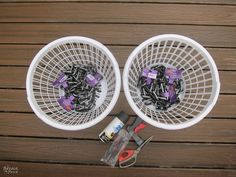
[0,137,235,168]
[0,1,235,175]
[0,67,234,94]
[0,24,235,47]
[3,0,236,5]
[1,45,236,70]
[0,161,235,177]
[0,89,235,117]
[0,3,235,26]
[0,113,235,142]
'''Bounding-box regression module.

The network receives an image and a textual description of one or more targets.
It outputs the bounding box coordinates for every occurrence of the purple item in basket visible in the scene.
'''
[139,64,183,111]
[148,69,158,79]
[58,95,75,111]
[85,73,100,87]
[142,68,149,77]
[53,73,68,88]
[142,68,158,85]
[94,72,103,81]
[165,68,182,84]
[163,85,177,103]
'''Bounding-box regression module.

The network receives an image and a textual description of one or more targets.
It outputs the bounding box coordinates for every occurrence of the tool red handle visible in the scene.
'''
[118,150,135,162]
[134,122,147,133]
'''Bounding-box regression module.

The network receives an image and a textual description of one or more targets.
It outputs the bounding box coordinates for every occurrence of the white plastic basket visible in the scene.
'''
[123,34,220,130]
[26,36,121,130]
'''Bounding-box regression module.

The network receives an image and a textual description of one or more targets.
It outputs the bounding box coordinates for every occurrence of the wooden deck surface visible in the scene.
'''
[0,0,235,176]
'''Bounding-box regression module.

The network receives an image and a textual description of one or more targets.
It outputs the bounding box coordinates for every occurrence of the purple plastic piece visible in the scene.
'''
[142,68,149,77]
[170,94,178,103]
[85,74,99,87]
[94,72,103,81]
[61,82,68,88]
[165,68,182,84]
[146,78,151,85]
[163,91,169,98]
[53,73,68,88]
[58,95,75,111]
[148,69,158,79]
[142,68,158,85]
[163,85,177,103]
[147,69,158,84]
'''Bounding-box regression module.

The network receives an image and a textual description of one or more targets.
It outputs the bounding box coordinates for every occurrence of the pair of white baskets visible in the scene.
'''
[26,34,220,131]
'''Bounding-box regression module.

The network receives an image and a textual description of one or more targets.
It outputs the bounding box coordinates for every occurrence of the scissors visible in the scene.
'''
[118,136,153,168]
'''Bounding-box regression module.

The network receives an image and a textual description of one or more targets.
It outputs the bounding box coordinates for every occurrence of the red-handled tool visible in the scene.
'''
[134,122,147,133]
[118,136,153,168]
[127,117,148,146]
[118,150,135,162]
[117,117,153,168]
[127,117,147,135]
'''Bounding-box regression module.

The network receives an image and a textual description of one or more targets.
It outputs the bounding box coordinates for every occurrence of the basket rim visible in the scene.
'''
[123,34,220,130]
[26,36,121,130]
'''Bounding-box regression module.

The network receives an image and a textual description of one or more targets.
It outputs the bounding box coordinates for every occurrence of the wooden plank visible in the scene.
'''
[1,45,236,71]
[219,71,236,94]
[0,137,235,167]
[0,113,235,142]
[206,48,236,70]
[0,45,38,66]
[0,67,27,88]
[0,89,235,117]
[3,0,236,5]
[0,161,235,177]
[0,24,235,47]
[0,3,235,26]
[0,67,234,94]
